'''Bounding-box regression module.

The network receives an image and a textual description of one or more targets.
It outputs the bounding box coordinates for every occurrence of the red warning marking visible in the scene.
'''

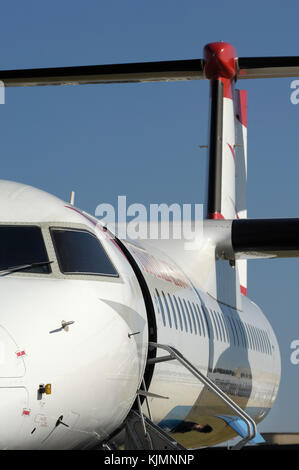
[16,350,26,357]
[240,285,247,296]
[234,89,247,128]
[220,77,233,99]
[208,212,225,220]
[227,143,236,163]
[22,409,31,416]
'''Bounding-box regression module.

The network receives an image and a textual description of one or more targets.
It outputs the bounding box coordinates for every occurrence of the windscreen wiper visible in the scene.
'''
[0,260,53,276]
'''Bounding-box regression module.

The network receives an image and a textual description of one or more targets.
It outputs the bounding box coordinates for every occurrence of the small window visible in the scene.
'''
[244,323,253,350]
[183,299,193,334]
[196,304,206,337]
[253,326,260,352]
[0,225,50,274]
[168,294,178,330]
[214,311,224,342]
[217,311,227,343]
[210,310,219,341]
[155,289,166,326]
[258,328,265,354]
[244,323,251,349]
[249,324,257,351]
[265,332,272,355]
[231,318,241,347]
[239,320,247,348]
[173,295,184,331]
[264,331,271,355]
[192,302,202,336]
[188,301,198,335]
[51,228,118,276]
[227,315,237,346]
[262,330,268,354]
[235,318,245,348]
[221,311,230,344]
[257,328,263,353]
[260,330,267,354]
[201,304,211,339]
[178,297,188,333]
[161,291,172,328]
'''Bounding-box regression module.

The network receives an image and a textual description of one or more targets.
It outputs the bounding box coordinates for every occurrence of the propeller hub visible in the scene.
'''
[203,42,238,80]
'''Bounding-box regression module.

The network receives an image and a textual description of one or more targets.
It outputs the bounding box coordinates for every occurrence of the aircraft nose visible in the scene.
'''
[0,281,148,449]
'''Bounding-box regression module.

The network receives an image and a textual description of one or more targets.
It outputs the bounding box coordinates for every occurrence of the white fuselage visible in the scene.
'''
[0,181,280,449]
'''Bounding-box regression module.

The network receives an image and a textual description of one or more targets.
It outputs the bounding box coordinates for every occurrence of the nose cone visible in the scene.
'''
[204,42,238,80]
[0,277,147,449]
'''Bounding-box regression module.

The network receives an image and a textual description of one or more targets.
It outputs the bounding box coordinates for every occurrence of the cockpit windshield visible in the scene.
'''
[51,228,118,276]
[0,225,51,274]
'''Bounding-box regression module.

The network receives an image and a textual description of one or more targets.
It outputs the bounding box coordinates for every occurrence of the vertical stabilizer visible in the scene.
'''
[205,42,237,220]
[204,42,247,305]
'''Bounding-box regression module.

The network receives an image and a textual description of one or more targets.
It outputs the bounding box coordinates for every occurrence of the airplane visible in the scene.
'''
[0,41,299,450]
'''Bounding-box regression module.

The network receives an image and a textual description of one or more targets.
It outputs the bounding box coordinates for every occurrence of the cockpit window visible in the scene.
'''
[51,228,118,277]
[0,225,50,273]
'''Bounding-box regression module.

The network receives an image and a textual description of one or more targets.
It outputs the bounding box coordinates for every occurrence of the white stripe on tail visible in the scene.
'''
[234,89,248,295]
[221,90,236,219]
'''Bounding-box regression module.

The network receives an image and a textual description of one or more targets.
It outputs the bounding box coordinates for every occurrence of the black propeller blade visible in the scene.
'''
[0,55,299,87]
[238,56,299,79]
[0,59,204,87]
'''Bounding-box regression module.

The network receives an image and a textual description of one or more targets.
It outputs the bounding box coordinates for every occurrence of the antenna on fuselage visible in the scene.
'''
[69,191,75,206]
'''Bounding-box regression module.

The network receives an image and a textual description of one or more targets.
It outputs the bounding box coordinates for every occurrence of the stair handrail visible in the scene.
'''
[149,342,257,450]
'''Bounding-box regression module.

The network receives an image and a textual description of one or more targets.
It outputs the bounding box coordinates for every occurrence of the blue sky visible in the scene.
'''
[1,0,299,432]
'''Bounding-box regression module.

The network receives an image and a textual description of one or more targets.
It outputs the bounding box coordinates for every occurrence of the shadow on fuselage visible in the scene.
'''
[170,262,253,448]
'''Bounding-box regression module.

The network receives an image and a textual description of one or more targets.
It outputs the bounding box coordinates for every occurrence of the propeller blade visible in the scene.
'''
[1,54,299,87]
[0,59,204,87]
[238,56,299,79]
